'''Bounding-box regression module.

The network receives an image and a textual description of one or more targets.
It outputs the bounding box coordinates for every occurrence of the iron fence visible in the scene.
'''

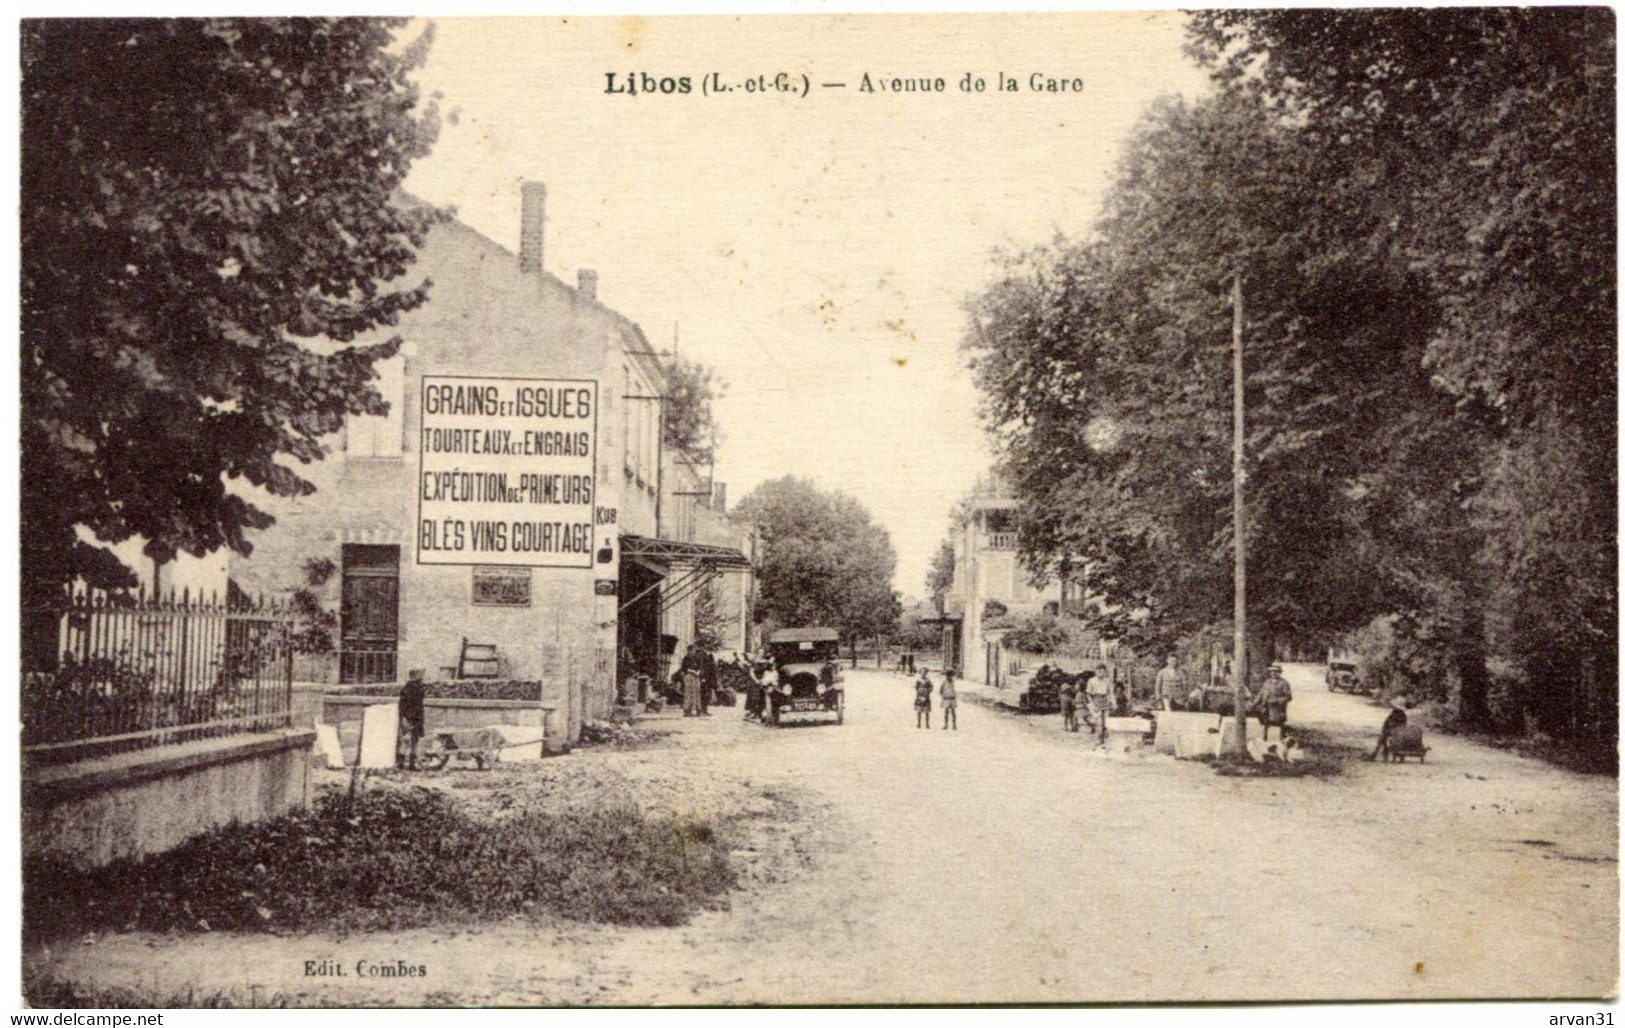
[22,589,295,762]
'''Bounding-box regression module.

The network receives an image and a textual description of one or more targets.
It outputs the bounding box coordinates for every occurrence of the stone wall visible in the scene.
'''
[24,729,314,869]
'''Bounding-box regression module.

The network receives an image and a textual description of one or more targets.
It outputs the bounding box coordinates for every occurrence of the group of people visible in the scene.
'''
[1055,663,1123,737]
[1151,655,1295,731]
[675,641,719,717]
[912,667,958,729]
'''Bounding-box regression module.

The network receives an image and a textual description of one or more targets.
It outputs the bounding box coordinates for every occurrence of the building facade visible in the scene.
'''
[943,472,1067,682]
[229,182,753,742]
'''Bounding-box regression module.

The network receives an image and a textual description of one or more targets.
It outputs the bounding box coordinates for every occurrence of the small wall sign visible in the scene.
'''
[472,566,532,606]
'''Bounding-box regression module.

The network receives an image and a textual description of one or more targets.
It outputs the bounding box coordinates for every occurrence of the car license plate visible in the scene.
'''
[789,700,824,712]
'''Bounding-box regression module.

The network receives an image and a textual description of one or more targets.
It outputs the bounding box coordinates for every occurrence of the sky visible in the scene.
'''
[403,13,1213,595]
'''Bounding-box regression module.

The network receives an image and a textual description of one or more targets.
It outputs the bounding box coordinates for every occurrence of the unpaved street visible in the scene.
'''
[31,667,1617,1005]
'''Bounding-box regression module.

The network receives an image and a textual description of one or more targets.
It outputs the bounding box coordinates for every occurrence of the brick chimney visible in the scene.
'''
[578,269,598,301]
[519,181,546,274]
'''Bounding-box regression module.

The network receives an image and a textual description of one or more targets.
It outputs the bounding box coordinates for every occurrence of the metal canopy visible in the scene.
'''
[620,535,752,569]
[617,535,752,616]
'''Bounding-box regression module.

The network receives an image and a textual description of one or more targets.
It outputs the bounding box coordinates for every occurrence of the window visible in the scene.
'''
[346,355,405,458]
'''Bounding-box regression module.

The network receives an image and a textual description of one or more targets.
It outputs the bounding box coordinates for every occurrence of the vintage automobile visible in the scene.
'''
[1325,654,1370,695]
[765,627,845,726]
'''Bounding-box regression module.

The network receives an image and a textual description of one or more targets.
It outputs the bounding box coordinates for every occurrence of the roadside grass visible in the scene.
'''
[1433,724,1619,777]
[24,787,736,942]
[23,970,294,1008]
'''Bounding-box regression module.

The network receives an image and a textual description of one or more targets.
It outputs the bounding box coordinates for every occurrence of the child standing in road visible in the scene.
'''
[914,670,933,729]
[940,670,958,730]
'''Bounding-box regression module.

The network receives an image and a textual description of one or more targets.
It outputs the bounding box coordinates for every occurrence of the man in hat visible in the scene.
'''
[398,668,427,769]
[1254,664,1293,734]
[1154,654,1184,711]
[1370,695,1410,761]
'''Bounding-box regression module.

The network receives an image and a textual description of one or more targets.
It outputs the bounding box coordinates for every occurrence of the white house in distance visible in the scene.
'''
[943,472,1070,683]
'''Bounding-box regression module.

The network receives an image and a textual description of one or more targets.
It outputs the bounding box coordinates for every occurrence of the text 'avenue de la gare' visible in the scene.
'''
[417,376,599,568]
[603,70,1086,98]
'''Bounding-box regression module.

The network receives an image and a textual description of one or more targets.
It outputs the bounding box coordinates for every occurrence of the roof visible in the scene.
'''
[767,627,840,644]
[620,534,751,569]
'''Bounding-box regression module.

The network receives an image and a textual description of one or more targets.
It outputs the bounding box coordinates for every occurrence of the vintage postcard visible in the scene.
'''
[15,6,1618,1013]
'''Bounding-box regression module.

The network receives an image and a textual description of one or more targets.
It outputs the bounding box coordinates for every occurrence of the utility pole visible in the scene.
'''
[1229,273,1248,756]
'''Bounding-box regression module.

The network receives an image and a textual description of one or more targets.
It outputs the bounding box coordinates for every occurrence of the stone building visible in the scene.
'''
[944,472,1069,682]
[229,182,754,742]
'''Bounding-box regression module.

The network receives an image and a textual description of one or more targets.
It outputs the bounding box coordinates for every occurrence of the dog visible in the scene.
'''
[1247,735,1302,764]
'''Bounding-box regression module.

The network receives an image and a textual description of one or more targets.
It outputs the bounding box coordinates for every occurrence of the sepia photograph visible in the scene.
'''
[14,4,1619,1011]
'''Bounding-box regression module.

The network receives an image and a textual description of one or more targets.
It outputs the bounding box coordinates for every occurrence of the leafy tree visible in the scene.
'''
[692,579,730,652]
[925,540,955,606]
[734,476,900,645]
[21,18,442,603]
[969,94,1440,658]
[662,354,725,464]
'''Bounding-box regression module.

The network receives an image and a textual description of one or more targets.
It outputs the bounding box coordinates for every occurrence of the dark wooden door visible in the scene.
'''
[340,545,399,683]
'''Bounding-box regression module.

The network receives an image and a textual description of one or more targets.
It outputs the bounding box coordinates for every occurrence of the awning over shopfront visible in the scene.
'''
[618,535,752,616]
[620,536,753,569]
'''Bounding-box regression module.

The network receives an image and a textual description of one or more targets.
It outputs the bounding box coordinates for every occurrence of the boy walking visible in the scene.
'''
[940,670,958,730]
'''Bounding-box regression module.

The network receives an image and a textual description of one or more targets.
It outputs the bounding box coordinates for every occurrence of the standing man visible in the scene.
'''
[398,668,427,769]
[940,669,958,731]
[1084,663,1112,738]
[1255,664,1294,735]
[679,642,705,717]
[698,644,718,717]
[1155,655,1184,711]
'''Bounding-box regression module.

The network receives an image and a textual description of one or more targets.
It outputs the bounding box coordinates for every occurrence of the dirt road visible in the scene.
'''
[30,667,1616,1005]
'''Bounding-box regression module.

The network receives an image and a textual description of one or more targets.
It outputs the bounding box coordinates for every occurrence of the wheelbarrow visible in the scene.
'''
[1379,724,1429,763]
[416,727,504,770]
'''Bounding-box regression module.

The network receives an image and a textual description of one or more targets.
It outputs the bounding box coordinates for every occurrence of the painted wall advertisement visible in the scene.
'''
[417,375,599,568]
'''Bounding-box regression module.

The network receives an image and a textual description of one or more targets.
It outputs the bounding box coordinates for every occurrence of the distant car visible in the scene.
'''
[1325,659,1370,695]
[764,627,845,726]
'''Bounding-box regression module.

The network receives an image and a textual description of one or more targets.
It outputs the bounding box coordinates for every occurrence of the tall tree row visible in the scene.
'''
[965,9,1614,756]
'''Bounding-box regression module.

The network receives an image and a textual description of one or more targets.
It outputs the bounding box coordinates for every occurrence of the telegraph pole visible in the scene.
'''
[1229,273,1248,756]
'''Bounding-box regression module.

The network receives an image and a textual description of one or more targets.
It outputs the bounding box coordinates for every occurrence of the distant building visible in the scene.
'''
[942,472,1072,683]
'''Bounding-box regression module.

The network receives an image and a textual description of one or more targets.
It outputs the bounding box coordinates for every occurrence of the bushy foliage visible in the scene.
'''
[993,613,1088,657]
[22,19,443,599]
[735,476,901,642]
[25,789,735,940]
